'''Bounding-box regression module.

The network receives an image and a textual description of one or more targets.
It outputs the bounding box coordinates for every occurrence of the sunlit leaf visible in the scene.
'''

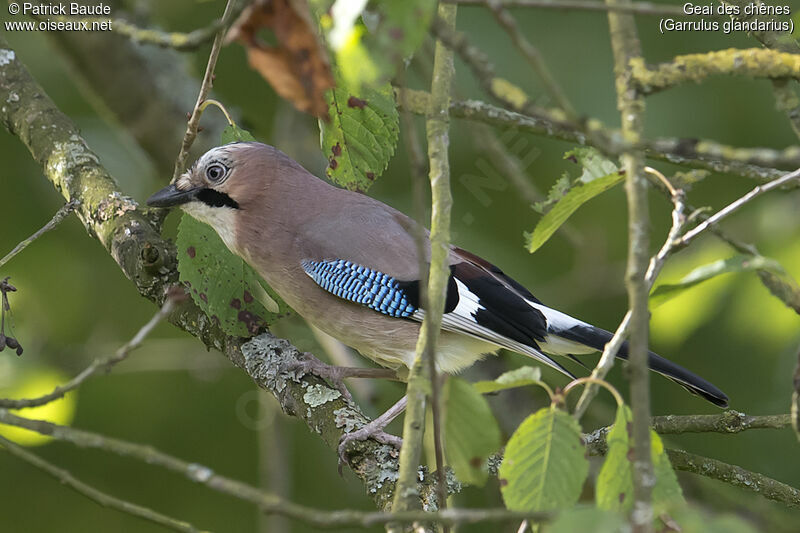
[474,366,543,394]
[499,406,588,512]
[176,215,289,337]
[650,255,785,308]
[565,147,620,184]
[444,377,502,486]
[596,404,683,513]
[526,172,623,253]
[319,79,398,191]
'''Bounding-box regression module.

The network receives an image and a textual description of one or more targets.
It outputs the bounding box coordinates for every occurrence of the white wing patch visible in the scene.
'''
[412,279,575,378]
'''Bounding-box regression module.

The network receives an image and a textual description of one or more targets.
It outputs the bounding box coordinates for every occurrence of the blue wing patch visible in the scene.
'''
[301,259,418,318]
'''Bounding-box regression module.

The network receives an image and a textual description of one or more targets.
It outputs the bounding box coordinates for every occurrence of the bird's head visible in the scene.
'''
[147,142,266,251]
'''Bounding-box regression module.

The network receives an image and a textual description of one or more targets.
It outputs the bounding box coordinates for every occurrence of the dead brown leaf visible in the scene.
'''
[227,0,334,119]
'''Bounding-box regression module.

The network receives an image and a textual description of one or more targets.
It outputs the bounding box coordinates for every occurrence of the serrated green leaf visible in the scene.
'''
[650,255,784,308]
[533,173,570,215]
[176,215,289,337]
[220,124,257,144]
[545,506,626,533]
[596,405,684,514]
[320,81,398,191]
[444,377,501,486]
[526,172,623,253]
[474,366,543,394]
[564,147,620,184]
[499,406,589,512]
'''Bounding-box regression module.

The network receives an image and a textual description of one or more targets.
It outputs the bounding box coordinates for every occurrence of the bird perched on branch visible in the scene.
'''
[148,142,728,454]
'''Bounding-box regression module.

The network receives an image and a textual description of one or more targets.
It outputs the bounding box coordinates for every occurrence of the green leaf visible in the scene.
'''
[532,173,570,215]
[321,0,436,90]
[474,366,543,394]
[545,506,626,533]
[669,507,759,533]
[220,123,257,144]
[320,80,398,191]
[564,147,620,184]
[650,255,785,308]
[444,377,502,486]
[526,171,624,253]
[596,405,684,514]
[176,215,289,337]
[499,406,589,512]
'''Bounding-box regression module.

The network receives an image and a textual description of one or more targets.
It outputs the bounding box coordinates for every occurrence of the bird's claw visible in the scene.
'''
[289,352,354,404]
[338,426,402,471]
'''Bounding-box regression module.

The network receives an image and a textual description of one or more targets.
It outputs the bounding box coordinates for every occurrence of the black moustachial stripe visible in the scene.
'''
[196,188,239,209]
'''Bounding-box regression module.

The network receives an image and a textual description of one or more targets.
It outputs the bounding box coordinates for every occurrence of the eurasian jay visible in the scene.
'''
[148,142,728,450]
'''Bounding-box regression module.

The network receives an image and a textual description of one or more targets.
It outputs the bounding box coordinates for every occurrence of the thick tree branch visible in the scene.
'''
[631,49,800,96]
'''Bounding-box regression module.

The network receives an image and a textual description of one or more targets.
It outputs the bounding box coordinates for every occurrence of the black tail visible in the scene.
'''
[559,324,729,408]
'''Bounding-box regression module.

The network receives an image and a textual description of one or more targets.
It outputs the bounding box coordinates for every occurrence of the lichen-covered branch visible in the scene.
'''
[667,449,800,508]
[631,48,800,96]
[606,1,654,530]
[0,434,208,533]
[396,89,790,182]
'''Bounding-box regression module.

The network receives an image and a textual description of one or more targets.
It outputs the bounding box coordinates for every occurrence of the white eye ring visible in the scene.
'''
[206,163,227,182]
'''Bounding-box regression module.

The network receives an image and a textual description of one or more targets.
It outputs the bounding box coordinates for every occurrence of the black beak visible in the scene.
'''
[146,184,199,208]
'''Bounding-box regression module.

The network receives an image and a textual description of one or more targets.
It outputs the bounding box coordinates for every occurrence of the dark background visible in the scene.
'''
[1,1,799,531]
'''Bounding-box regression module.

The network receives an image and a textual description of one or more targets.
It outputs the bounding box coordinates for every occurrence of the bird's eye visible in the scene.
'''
[206,163,227,182]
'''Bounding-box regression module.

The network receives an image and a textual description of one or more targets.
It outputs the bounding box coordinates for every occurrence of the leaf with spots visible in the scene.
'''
[319,79,398,191]
[176,214,290,337]
[499,405,588,512]
[444,377,502,486]
[596,404,684,514]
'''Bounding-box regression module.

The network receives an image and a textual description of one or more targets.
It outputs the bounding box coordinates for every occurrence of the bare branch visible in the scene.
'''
[667,449,800,508]
[0,199,79,269]
[172,0,239,181]
[0,297,176,409]
[0,434,210,533]
[678,168,800,247]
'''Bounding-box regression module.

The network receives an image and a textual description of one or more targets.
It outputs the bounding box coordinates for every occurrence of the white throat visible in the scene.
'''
[182,202,239,254]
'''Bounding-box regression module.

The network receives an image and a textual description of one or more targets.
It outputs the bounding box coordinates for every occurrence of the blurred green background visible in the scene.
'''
[1,0,799,531]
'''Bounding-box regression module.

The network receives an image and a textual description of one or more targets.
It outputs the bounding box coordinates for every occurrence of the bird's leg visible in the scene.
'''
[338,395,407,465]
[290,352,398,403]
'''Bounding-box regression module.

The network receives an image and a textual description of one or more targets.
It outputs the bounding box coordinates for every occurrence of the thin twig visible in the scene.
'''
[0,434,209,533]
[172,0,239,181]
[0,409,552,528]
[0,296,176,409]
[678,167,800,247]
[0,199,79,269]
[445,0,688,16]
[391,4,458,525]
[485,0,577,118]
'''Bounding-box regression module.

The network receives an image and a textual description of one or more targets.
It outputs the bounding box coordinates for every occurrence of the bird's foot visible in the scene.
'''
[289,352,355,403]
[338,420,403,467]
